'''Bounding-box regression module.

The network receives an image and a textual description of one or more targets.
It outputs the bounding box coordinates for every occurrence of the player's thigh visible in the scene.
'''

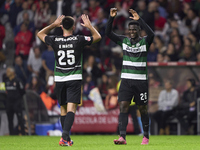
[55,82,67,105]
[118,79,134,103]
[67,80,82,104]
[134,80,148,105]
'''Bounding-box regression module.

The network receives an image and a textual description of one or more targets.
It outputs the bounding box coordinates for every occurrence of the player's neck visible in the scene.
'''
[63,31,73,37]
[131,36,140,42]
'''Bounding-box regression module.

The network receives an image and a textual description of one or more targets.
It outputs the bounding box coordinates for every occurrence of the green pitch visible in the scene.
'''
[0,135,200,150]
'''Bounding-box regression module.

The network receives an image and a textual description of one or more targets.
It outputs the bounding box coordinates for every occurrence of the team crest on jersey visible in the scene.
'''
[136,43,140,47]
[84,36,91,41]
[132,45,135,47]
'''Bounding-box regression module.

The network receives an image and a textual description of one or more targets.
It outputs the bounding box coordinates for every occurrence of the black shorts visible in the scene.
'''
[118,79,148,105]
[55,80,81,105]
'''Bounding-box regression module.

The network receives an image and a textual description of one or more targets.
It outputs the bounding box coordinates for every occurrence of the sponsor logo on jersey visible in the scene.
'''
[55,37,78,41]
[84,36,91,41]
[126,46,142,53]
[55,38,67,41]
[66,37,78,41]
[136,43,140,47]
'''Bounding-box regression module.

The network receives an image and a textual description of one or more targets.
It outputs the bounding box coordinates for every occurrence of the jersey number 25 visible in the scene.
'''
[58,50,75,65]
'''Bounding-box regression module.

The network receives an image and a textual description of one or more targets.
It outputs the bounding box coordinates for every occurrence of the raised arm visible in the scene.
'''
[105,8,124,45]
[37,15,65,43]
[129,9,154,45]
[81,14,101,44]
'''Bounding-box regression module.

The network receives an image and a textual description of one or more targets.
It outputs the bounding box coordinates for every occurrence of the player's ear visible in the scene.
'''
[73,25,75,31]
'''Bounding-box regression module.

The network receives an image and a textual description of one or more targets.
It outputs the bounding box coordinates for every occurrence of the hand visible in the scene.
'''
[81,14,92,28]
[53,15,65,27]
[190,101,195,107]
[110,8,117,17]
[129,9,140,20]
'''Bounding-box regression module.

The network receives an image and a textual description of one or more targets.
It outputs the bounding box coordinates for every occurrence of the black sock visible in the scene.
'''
[119,113,128,140]
[141,112,149,139]
[62,112,75,141]
[60,116,66,129]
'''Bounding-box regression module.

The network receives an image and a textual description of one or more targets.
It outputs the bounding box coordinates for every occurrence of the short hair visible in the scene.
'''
[128,21,140,27]
[187,78,196,87]
[62,16,75,30]
[7,66,15,73]
[165,80,173,85]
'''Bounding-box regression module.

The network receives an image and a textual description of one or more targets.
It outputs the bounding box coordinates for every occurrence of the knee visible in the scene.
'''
[138,105,148,115]
[119,102,130,113]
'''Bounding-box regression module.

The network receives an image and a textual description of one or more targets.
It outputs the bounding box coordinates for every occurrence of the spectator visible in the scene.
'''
[8,0,22,28]
[175,78,199,134]
[112,1,129,31]
[154,36,167,53]
[153,80,179,135]
[14,11,35,36]
[184,9,199,32]
[166,0,181,16]
[14,23,32,60]
[0,0,14,14]
[16,1,34,25]
[156,53,164,62]
[194,0,200,16]
[98,74,108,100]
[154,10,166,31]
[166,43,178,61]
[83,55,102,85]
[28,76,44,95]
[14,55,29,86]
[71,0,88,15]
[171,35,182,54]
[34,1,51,29]
[154,1,168,19]
[122,0,134,12]
[4,66,25,135]
[136,0,155,30]
[196,52,200,62]
[88,0,102,21]
[0,22,5,50]
[83,74,95,100]
[179,45,196,62]
[92,9,107,36]
[41,45,55,82]
[187,33,200,53]
[105,75,118,110]
[27,46,42,77]
[48,0,57,15]
[147,43,158,62]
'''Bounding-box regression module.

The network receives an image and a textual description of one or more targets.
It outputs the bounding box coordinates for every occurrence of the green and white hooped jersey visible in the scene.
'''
[105,16,154,81]
[45,35,93,82]
[118,37,149,80]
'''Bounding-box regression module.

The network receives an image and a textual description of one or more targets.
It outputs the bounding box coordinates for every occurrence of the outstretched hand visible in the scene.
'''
[81,14,92,28]
[129,9,140,20]
[53,15,65,27]
[110,8,117,17]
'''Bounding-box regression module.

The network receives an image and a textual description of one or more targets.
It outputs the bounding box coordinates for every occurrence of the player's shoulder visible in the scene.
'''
[77,35,92,42]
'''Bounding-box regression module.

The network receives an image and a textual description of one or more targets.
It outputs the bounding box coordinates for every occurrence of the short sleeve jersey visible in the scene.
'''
[45,35,93,82]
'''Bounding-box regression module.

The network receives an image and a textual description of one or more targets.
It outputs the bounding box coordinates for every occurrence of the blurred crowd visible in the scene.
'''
[0,0,199,96]
[0,0,200,134]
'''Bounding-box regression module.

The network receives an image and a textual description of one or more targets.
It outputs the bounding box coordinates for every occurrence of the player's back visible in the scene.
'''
[45,34,93,82]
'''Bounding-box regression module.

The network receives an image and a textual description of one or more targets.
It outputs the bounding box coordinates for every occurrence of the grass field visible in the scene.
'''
[0,135,200,150]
